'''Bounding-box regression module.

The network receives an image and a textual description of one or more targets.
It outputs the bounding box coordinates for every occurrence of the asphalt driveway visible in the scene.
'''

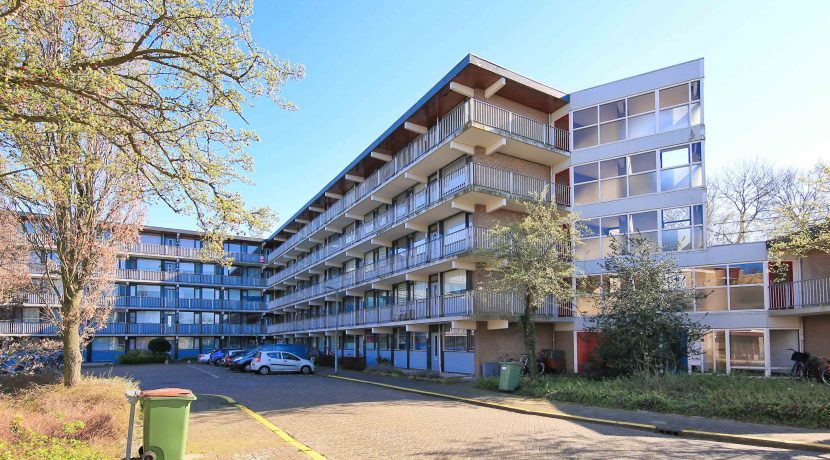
[89,364,824,459]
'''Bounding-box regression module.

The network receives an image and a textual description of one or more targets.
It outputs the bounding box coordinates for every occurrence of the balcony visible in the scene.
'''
[119,243,265,264]
[0,321,265,336]
[267,162,570,286]
[266,291,573,334]
[267,98,570,265]
[115,269,265,287]
[770,277,830,314]
[114,296,265,311]
[268,227,499,310]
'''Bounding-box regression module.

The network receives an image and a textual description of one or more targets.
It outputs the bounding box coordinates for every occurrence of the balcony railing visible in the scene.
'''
[267,98,570,264]
[119,243,265,264]
[268,227,497,310]
[115,269,265,287]
[266,162,570,286]
[114,296,265,311]
[266,291,573,334]
[0,321,265,336]
[770,277,830,310]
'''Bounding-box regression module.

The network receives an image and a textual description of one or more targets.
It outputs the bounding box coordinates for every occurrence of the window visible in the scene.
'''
[442,269,467,294]
[178,337,195,350]
[729,330,764,368]
[444,328,468,352]
[411,332,428,351]
[661,205,704,251]
[136,284,161,298]
[92,337,124,352]
[693,263,764,311]
[378,334,390,350]
[283,352,301,361]
[139,234,162,245]
[135,258,160,271]
[572,81,701,150]
[573,163,599,205]
[395,330,408,350]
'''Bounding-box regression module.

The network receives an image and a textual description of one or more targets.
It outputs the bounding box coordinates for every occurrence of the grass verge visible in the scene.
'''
[477,373,830,429]
[0,374,138,459]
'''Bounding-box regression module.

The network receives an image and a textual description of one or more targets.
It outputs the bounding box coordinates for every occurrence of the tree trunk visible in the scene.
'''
[520,292,538,380]
[61,296,83,387]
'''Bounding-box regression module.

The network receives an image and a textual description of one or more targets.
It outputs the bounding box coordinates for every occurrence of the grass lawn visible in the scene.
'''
[0,373,138,459]
[477,373,830,429]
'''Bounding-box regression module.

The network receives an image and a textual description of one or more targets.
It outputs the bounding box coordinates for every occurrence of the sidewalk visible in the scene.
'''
[183,394,309,459]
[322,369,830,450]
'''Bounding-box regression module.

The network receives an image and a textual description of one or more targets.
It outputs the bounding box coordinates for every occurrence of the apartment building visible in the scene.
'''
[2,55,823,375]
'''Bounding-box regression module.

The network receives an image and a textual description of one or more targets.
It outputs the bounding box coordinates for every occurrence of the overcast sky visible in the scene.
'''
[147,0,830,234]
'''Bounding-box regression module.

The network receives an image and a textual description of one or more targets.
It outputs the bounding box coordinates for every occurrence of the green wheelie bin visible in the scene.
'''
[498,361,522,392]
[138,388,197,460]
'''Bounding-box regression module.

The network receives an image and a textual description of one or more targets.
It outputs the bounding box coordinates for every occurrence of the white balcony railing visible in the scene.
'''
[267,98,570,265]
[769,277,830,310]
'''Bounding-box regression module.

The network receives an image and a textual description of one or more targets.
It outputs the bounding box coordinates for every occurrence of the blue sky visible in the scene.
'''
[149,0,830,233]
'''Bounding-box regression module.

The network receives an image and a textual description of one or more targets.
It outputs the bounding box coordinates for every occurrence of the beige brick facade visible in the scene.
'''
[470,151,551,182]
[803,314,830,357]
[473,321,555,376]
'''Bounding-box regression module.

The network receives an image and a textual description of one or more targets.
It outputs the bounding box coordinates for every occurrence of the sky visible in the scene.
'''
[148,0,830,233]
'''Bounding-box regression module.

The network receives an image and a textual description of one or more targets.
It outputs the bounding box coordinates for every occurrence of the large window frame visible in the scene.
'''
[571,80,702,150]
[573,142,703,206]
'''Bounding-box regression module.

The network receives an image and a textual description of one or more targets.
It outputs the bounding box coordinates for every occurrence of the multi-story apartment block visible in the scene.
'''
[2,55,825,375]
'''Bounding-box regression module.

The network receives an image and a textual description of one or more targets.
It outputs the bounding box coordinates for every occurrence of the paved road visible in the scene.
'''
[91,364,824,459]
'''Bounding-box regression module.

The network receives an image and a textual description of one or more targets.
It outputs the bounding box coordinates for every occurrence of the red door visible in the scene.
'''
[576,332,600,374]
[769,261,794,309]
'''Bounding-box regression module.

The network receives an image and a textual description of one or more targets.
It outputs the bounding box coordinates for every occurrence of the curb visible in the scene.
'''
[326,375,830,454]
[200,393,326,459]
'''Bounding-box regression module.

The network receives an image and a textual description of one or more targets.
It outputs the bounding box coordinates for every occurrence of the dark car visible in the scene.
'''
[220,349,247,367]
[229,348,258,371]
[208,348,238,365]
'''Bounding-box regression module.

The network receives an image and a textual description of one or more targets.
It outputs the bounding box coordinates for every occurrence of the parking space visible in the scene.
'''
[90,364,817,459]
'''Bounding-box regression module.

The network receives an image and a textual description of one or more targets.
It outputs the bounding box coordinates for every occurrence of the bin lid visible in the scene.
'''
[139,388,194,398]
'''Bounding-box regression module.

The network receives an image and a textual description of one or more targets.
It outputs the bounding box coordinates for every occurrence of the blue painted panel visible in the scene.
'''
[444,352,474,374]
[379,350,392,362]
[178,349,199,359]
[393,351,407,368]
[409,351,427,370]
[366,352,378,366]
[90,350,121,363]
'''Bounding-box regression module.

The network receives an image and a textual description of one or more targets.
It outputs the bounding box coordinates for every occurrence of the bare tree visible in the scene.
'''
[707,159,782,245]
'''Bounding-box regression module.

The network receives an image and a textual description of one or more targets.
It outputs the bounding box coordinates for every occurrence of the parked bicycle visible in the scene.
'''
[519,353,545,376]
[789,348,830,384]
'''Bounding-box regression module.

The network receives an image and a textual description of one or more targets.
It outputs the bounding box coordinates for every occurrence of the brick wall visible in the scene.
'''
[803,314,830,357]
[554,330,574,372]
[473,321,554,376]
[802,250,830,279]
[471,205,525,229]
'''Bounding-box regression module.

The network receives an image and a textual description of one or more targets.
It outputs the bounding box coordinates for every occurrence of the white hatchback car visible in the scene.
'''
[250,351,315,375]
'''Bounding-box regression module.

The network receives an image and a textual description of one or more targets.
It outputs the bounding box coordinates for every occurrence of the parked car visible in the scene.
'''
[208,349,241,365]
[250,351,314,375]
[229,349,258,371]
[197,352,211,363]
[220,350,247,367]
[257,343,310,359]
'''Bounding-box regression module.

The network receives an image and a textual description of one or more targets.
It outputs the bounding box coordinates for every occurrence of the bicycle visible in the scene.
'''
[519,353,545,376]
[789,348,830,384]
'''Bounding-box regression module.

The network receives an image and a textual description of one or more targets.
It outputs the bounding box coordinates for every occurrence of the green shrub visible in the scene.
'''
[147,337,172,354]
[476,372,830,428]
[339,357,366,371]
[0,417,106,459]
[315,355,334,367]
[116,350,167,365]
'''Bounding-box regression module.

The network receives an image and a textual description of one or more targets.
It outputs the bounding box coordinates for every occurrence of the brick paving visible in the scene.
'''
[92,364,824,459]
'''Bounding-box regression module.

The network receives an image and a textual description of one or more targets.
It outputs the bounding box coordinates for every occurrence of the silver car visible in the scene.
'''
[250,351,315,375]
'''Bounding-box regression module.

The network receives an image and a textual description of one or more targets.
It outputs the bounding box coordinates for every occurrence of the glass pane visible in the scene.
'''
[442,269,467,293]
[573,107,598,128]
[696,287,728,311]
[600,100,626,122]
[695,266,728,286]
[580,219,600,238]
[690,102,701,125]
[600,177,627,201]
[574,163,599,183]
[662,207,691,229]
[577,238,601,260]
[628,112,656,138]
[729,263,765,285]
[602,234,628,257]
[691,165,703,187]
[662,228,692,251]
[660,83,689,108]
[693,205,704,225]
[661,146,689,168]
[573,126,598,149]
[630,151,656,173]
[661,166,691,191]
[628,172,658,196]
[693,226,705,249]
[628,92,655,115]
[600,158,626,179]
[599,119,625,144]
[730,286,764,310]
[660,106,690,132]
[729,330,764,367]
[691,143,702,162]
[630,211,658,232]
[574,182,599,205]
[690,81,700,101]
[601,215,628,236]
[636,231,659,247]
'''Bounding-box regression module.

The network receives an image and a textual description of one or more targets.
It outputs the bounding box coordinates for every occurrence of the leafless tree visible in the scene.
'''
[707,159,782,245]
